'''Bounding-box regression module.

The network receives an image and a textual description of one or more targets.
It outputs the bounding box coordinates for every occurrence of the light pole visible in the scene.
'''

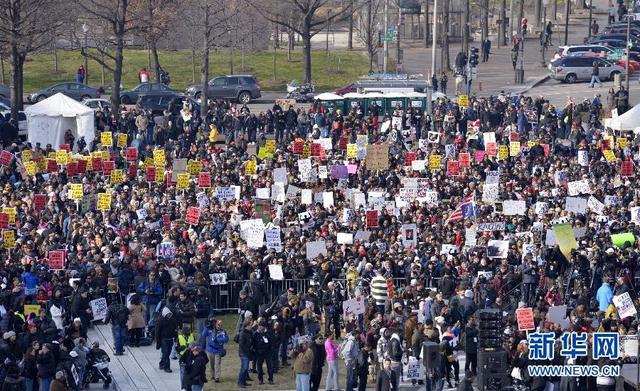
[624,14,635,93]
[383,0,389,73]
[431,0,438,78]
[541,0,549,66]
[82,23,89,85]
[587,0,593,39]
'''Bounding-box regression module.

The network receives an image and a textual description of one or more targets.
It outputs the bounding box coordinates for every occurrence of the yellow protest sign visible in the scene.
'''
[177,173,190,189]
[429,155,442,170]
[2,230,15,249]
[69,183,83,200]
[155,168,164,182]
[509,141,521,157]
[154,149,166,167]
[48,152,56,159]
[101,151,110,161]
[56,150,68,165]
[265,140,276,155]
[603,149,616,162]
[101,132,113,147]
[110,169,123,185]
[302,144,311,159]
[37,158,47,172]
[458,95,469,107]
[245,160,257,175]
[97,193,112,211]
[143,157,153,169]
[208,126,218,143]
[527,141,536,148]
[498,145,509,160]
[257,147,267,159]
[187,160,201,176]
[346,144,357,159]
[22,150,33,162]
[617,137,628,149]
[23,304,40,317]
[2,207,16,225]
[24,161,37,176]
[117,133,127,148]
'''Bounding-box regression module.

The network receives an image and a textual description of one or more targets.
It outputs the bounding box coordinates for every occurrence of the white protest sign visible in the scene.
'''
[209,273,227,285]
[215,187,235,202]
[306,240,328,260]
[465,227,477,246]
[503,200,526,216]
[578,151,589,167]
[631,207,640,224]
[486,171,500,185]
[256,188,270,199]
[323,192,334,208]
[136,208,148,220]
[318,166,328,179]
[354,231,371,242]
[565,197,587,214]
[273,167,288,184]
[567,179,591,196]
[301,189,312,205]
[487,240,509,259]
[268,264,284,280]
[90,298,108,321]
[265,226,282,252]
[337,233,354,244]
[587,196,605,215]
[286,185,300,199]
[271,183,285,203]
[240,219,265,249]
[342,296,365,318]
[545,229,557,246]
[613,292,638,319]
[402,224,417,247]
[482,183,500,203]
[403,356,423,380]
[298,159,312,182]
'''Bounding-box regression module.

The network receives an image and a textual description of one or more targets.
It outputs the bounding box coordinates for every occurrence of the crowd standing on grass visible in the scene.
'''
[0,62,639,391]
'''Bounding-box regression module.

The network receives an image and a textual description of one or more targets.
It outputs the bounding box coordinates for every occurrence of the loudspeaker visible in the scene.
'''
[478,309,502,321]
[478,309,504,351]
[478,351,509,373]
[422,341,441,370]
[477,372,510,391]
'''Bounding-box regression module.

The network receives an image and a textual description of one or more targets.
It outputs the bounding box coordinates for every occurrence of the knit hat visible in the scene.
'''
[161,307,172,317]
[464,290,474,299]
[2,331,15,340]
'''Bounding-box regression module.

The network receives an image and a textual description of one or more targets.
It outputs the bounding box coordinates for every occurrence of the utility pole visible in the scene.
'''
[535,0,542,27]
[383,0,389,73]
[424,0,429,48]
[462,0,469,54]
[509,0,514,42]
[564,0,570,45]
[553,0,558,20]
[397,4,402,73]
[587,0,593,38]
[625,13,634,93]
[431,0,438,77]
[501,0,507,46]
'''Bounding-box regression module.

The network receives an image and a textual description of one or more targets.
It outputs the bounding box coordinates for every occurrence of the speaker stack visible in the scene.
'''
[477,309,510,391]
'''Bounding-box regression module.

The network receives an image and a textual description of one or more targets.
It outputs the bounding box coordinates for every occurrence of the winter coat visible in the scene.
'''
[202,327,229,354]
[36,350,56,379]
[127,303,146,330]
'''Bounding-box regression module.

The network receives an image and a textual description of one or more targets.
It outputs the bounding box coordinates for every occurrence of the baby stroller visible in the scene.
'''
[83,343,113,389]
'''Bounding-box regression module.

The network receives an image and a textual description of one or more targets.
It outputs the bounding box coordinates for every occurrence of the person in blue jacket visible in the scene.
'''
[201,319,229,383]
[596,276,613,312]
[137,271,164,323]
[22,265,39,296]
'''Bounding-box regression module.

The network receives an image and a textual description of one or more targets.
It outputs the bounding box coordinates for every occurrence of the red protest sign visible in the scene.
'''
[67,161,78,177]
[47,159,58,173]
[515,307,535,331]
[622,160,634,176]
[102,161,115,176]
[48,250,65,270]
[459,152,471,168]
[145,167,156,182]
[77,159,87,173]
[34,194,46,211]
[128,163,138,178]
[447,160,460,176]
[540,143,550,157]
[405,151,416,167]
[509,132,520,142]
[366,210,379,228]
[293,141,304,154]
[486,142,497,156]
[0,151,13,167]
[311,143,322,157]
[126,147,138,162]
[338,136,348,150]
[91,157,103,172]
[185,207,201,225]
[475,150,486,162]
[198,172,211,188]
[0,213,8,229]
[162,214,170,227]
[59,144,70,152]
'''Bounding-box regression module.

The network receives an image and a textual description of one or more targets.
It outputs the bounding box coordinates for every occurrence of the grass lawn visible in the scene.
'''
[206,314,376,391]
[17,49,369,95]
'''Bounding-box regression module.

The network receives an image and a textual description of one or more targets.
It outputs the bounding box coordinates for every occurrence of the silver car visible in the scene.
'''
[28,82,101,103]
[549,56,625,83]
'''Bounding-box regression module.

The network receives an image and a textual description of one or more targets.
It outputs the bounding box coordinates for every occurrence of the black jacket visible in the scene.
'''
[252,330,273,357]
[311,341,325,375]
[465,326,478,353]
[155,315,179,343]
[187,351,209,386]
[376,368,398,391]
[389,337,403,362]
[36,350,56,379]
[238,329,253,357]
[194,295,210,319]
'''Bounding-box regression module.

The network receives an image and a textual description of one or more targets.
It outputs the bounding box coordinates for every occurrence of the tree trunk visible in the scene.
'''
[0,57,5,85]
[424,0,429,47]
[443,0,451,71]
[191,47,196,83]
[274,24,280,49]
[500,0,507,45]
[288,30,293,61]
[10,45,24,122]
[368,0,374,72]
[201,47,209,120]
[482,0,489,43]
[535,0,542,26]
[111,34,125,108]
[463,0,469,53]
[348,14,353,50]
[302,33,312,83]
[151,41,161,83]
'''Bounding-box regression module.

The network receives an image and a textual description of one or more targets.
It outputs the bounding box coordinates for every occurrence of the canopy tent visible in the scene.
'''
[604,104,640,131]
[25,93,95,148]
[314,92,344,101]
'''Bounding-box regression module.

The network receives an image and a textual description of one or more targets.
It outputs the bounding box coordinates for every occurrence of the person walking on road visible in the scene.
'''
[103,300,130,356]
[156,307,179,373]
[440,73,448,95]
[237,320,254,388]
[511,48,519,70]
[202,319,229,383]
[325,334,340,391]
[310,334,326,391]
[482,39,491,62]
[590,60,602,88]
[375,358,398,391]
[76,65,85,85]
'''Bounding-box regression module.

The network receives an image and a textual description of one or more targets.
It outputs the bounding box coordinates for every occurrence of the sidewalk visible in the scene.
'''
[401,0,610,95]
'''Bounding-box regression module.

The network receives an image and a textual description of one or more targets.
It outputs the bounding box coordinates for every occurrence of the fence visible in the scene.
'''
[209,277,442,312]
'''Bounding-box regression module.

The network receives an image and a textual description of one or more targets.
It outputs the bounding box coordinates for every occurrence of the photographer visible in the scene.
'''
[521,255,538,307]
[201,318,229,383]
[194,287,211,336]
[323,282,343,340]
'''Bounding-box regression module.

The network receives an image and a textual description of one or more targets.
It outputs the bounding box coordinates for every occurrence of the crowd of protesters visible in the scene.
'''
[0,68,637,391]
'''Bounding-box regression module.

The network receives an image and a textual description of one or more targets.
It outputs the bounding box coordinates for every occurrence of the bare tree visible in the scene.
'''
[356,0,383,73]
[249,0,358,84]
[0,0,68,120]
[133,0,178,82]
[78,0,144,108]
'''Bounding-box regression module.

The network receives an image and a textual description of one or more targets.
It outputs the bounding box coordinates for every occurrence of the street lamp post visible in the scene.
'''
[587,0,593,39]
[82,23,89,85]
[383,0,389,73]
[624,13,635,93]
[541,0,549,66]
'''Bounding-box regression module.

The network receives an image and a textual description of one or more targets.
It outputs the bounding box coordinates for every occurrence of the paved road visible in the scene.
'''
[526,75,640,106]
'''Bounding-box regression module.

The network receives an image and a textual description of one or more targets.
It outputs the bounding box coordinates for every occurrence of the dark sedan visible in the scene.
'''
[28,82,101,103]
[120,83,177,104]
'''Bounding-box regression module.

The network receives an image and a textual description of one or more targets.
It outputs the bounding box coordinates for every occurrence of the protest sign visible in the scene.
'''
[240,219,265,248]
[265,226,282,252]
[366,144,389,170]
[0,151,13,166]
[482,183,500,203]
[48,250,65,269]
[306,240,327,260]
[198,172,211,188]
[177,173,190,190]
[477,222,506,231]
[0,214,8,229]
[611,232,635,248]
[110,169,123,185]
[613,292,637,319]
[428,155,442,170]
[185,207,201,225]
[552,224,577,260]
[337,233,354,245]
[90,298,108,321]
[403,357,423,381]
[100,132,113,147]
[446,160,459,176]
[565,197,587,214]
[97,193,112,211]
[209,273,228,285]
[156,242,176,259]
[245,160,257,175]
[366,210,379,227]
[268,264,284,280]
[343,296,365,319]
[487,240,509,258]
[515,308,535,331]
[503,200,526,215]
[2,230,15,249]
[621,160,634,176]
[69,184,83,201]
[459,153,470,168]
[567,179,591,196]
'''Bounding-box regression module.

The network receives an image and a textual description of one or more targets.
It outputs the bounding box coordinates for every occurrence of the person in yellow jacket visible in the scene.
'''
[177,325,196,390]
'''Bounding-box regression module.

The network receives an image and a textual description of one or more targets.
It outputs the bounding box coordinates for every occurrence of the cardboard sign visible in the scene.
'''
[34,194,47,211]
[343,296,365,318]
[516,307,535,331]
[185,207,201,225]
[268,264,284,280]
[117,133,127,148]
[110,169,123,185]
[622,160,634,176]
[91,157,102,172]
[0,213,10,229]
[153,149,166,167]
[0,151,13,167]
[126,147,138,161]
[2,230,15,249]
[176,173,190,190]
[97,193,112,211]
[613,292,637,319]
[245,160,257,175]
[90,298,108,321]
[156,242,176,258]
[49,250,65,270]
[209,273,228,285]
[366,144,389,170]
[69,184,83,201]
[145,167,156,182]
[198,172,211,188]
[366,210,379,227]
[428,154,442,170]
[101,132,113,147]
[459,152,471,168]
[447,160,459,176]
[458,95,469,107]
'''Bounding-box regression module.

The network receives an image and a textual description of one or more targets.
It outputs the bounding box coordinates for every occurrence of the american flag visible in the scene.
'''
[445,193,477,224]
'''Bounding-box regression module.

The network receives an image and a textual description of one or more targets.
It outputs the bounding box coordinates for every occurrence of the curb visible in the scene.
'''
[508,74,551,95]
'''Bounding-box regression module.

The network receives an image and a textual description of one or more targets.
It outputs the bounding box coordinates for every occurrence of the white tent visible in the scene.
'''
[605,104,640,132]
[25,93,95,148]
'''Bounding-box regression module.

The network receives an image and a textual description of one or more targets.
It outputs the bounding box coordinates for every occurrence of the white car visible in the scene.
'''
[82,98,111,111]
[0,110,27,139]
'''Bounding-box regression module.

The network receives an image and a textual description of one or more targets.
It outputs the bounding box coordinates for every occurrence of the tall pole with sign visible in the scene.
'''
[383,0,389,73]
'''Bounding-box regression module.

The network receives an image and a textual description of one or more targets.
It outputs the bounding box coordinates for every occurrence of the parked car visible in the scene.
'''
[27,82,101,103]
[335,82,357,95]
[186,75,261,104]
[549,56,625,83]
[82,98,112,111]
[0,85,8,99]
[1,111,27,139]
[589,34,640,51]
[556,45,615,59]
[136,94,181,116]
[120,83,177,104]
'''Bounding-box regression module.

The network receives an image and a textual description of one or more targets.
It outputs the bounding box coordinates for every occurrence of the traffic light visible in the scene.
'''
[470,47,479,67]
[521,17,528,36]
